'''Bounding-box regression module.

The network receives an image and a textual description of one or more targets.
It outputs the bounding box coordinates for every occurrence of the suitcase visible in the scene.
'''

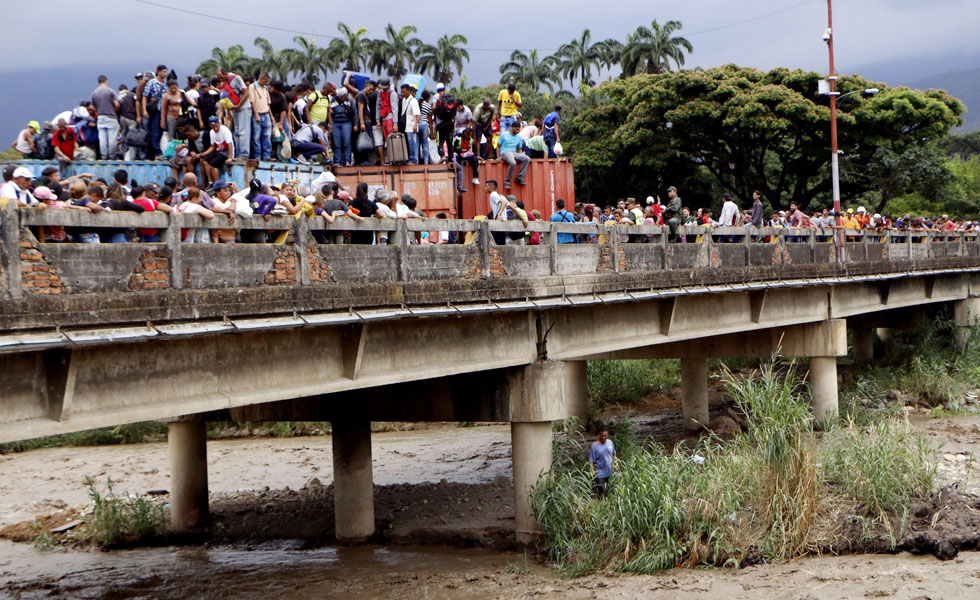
[386,133,409,164]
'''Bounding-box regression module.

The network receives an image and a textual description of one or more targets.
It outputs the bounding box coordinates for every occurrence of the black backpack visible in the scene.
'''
[436,94,457,121]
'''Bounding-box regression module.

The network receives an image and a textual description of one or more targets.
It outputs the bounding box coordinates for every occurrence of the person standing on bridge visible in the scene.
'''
[589,427,617,498]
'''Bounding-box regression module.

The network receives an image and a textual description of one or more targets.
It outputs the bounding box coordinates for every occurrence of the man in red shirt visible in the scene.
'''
[131,182,173,242]
[52,119,79,162]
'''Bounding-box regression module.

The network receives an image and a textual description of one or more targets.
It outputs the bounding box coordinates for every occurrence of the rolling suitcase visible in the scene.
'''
[386,133,409,164]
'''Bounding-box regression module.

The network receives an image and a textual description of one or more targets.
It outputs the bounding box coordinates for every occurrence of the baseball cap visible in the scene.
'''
[847,208,854,214]
[33,186,56,201]
[212,181,231,190]
[857,206,866,213]
[873,213,881,219]
[336,87,348,97]
[12,167,33,179]
[208,116,219,124]
[436,83,445,91]
[337,190,351,200]
[144,182,160,192]
[27,121,40,133]
[667,186,678,192]
[646,196,655,205]
[378,77,390,87]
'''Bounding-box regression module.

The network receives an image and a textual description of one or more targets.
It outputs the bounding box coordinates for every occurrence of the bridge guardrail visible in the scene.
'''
[3,200,979,297]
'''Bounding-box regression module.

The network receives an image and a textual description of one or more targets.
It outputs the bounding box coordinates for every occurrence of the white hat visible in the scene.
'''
[645,196,655,205]
[335,87,348,97]
[12,167,33,179]
[436,83,445,90]
[857,206,866,213]
[873,213,881,219]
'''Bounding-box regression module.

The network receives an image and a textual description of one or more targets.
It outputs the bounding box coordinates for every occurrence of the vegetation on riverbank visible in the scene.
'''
[534,355,940,576]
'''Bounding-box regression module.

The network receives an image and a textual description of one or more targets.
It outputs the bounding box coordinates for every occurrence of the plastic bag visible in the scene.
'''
[356,130,374,152]
[553,141,563,156]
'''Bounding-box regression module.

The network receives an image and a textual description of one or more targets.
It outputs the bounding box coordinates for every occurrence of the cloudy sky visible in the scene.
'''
[3,0,978,143]
[5,0,977,82]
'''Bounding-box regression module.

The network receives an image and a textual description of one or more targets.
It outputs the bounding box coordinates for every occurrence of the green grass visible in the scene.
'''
[586,359,680,412]
[0,422,169,454]
[533,355,938,576]
[78,476,166,548]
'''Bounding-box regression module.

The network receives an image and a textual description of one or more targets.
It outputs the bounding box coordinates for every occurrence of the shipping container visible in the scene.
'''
[3,157,574,221]
[458,158,575,220]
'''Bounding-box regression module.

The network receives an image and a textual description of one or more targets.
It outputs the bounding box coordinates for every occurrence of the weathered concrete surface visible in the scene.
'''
[681,358,709,431]
[182,244,279,288]
[40,244,148,293]
[810,356,839,423]
[168,420,209,530]
[332,417,375,543]
[512,421,552,546]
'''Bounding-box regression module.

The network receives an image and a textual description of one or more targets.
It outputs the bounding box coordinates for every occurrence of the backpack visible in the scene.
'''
[435,94,457,121]
[220,73,241,106]
[32,132,53,160]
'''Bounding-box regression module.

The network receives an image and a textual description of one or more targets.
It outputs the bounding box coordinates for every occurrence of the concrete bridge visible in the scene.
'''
[2,202,979,545]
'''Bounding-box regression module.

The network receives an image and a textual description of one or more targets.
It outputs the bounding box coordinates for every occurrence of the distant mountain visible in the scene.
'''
[904,68,980,132]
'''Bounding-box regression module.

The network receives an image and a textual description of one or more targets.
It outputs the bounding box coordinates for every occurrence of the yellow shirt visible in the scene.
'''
[497,89,522,117]
[307,91,331,124]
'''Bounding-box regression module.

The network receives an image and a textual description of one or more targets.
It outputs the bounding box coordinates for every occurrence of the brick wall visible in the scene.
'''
[128,250,169,291]
[19,239,66,295]
[307,244,330,283]
[488,246,505,277]
[264,246,297,285]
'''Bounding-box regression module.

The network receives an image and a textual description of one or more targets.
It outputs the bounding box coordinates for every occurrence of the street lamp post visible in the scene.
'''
[825,0,843,260]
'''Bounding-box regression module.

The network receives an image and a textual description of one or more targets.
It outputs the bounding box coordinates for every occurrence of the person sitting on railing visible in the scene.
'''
[131,183,173,243]
[176,187,214,243]
[452,129,481,194]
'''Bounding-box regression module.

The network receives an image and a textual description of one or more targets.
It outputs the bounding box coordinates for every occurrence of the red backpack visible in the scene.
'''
[221,73,241,106]
[379,90,393,119]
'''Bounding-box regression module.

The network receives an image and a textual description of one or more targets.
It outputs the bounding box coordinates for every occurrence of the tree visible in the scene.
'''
[252,37,292,81]
[197,45,253,78]
[373,24,421,79]
[567,65,965,211]
[286,36,333,85]
[416,34,470,85]
[555,29,607,88]
[498,49,560,94]
[620,20,693,76]
[328,23,370,72]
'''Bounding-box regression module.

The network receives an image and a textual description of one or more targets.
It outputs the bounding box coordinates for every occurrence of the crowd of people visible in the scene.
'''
[10,68,563,195]
[3,161,976,247]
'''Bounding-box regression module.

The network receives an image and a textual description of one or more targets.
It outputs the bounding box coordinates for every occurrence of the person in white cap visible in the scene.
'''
[1,167,40,207]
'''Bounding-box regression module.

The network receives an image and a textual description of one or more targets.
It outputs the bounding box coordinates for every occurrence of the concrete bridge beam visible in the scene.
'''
[168,419,209,530]
[332,417,375,543]
[681,358,709,432]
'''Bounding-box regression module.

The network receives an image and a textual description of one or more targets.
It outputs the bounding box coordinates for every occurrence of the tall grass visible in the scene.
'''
[79,476,166,548]
[586,359,680,411]
[533,356,939,576]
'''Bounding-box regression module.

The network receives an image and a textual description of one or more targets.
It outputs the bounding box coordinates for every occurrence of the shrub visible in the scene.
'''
[80,476,166,548]
[586,359,680,411]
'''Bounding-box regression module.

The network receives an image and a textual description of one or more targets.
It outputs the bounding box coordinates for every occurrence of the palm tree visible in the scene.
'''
[285,36,334,85]
[597,39,624,73]
[327,22,370,72]
[415,34,470,85]
[555,29,607,88]
[252,37,292,81]
[498,49,560,94]
[197,45,253,78]
[620,19,693,76]
[373,24,422,79]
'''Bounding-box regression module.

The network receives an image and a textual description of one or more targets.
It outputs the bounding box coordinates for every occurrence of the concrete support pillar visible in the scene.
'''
[954,298,980,351]
[809,357,839,424]
[512,421,553,546]
[564,361,588,423]
[680,358,709,432]
[168,420,209,530]
[332,417,374,543]
[508,361,564,547]
[852,328,875,364]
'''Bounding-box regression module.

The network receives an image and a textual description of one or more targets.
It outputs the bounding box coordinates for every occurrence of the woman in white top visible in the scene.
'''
[177,187,215,243]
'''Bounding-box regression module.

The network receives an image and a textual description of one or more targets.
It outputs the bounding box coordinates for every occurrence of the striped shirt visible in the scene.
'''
[420,100,432,118]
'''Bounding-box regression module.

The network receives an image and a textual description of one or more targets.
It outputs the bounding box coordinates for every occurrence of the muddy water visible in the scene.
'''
[4,539,980,599]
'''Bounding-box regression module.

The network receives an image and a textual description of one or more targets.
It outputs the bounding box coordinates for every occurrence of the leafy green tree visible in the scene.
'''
[197,45,253,78]
[416,34,470,85]
[939,131,980,159]
[843,144,953,214]
[620,20,693,76]
[252,37,293,81]
[328,23,370,72]
[286,36,334,85]
[567,65,965,211]
[555,29,608,88]
[372,24,422,79]
[499,49,560,94]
